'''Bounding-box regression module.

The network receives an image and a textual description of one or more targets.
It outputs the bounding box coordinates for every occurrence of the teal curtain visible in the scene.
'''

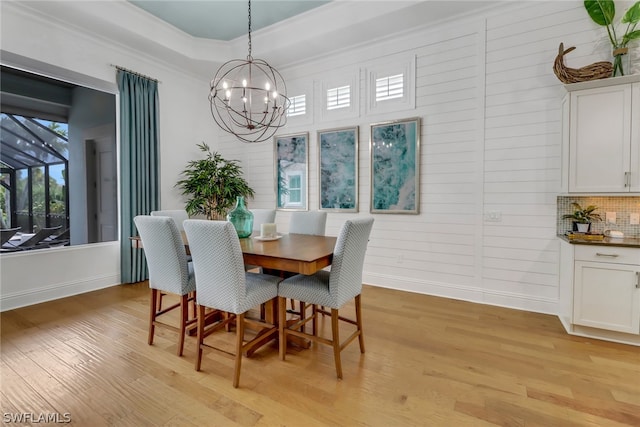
[118,70,159,283]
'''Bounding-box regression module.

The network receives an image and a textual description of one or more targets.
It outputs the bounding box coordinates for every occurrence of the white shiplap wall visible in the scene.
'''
[212,1,609,314]
[483,1,602,312]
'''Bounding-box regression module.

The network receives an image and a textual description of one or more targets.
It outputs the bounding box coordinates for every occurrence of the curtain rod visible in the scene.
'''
[110,64,161,83]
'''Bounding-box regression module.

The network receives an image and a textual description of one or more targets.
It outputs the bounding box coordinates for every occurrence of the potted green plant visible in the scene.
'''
[176,143,255,220]
[562,202,603,232]
[584,0,640,76]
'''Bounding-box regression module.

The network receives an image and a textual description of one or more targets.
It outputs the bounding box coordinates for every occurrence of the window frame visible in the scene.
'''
[365,54,416,115]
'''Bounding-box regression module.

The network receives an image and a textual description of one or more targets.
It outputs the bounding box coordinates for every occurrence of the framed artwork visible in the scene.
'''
[275,132,308,210]
[318,126,358,212]
[370,117,420,214]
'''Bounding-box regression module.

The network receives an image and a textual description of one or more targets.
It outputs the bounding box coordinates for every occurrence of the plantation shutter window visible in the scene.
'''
[327,85,350,110]
[287,95,306,117]
[376,74,404,101]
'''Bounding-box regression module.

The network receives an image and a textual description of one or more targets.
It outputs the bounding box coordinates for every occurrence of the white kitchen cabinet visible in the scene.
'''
[573,246,640,335]
[564,76,640,193]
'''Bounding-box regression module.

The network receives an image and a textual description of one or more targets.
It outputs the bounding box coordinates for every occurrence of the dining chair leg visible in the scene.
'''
[224,312,232,332]
[157,292,164,312]
[195,305,206,371]
[148,288,158,345]
[299,301,306,333]
[312,304,318,336]
[355,294,365,353]
[233,312,245,388]
[177,294,188,357]
[278,296,287,361]
[189,291,196,319]
[331,308,342,379]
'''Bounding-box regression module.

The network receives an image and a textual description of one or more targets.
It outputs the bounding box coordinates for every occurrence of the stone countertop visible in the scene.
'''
[557,234,640,248]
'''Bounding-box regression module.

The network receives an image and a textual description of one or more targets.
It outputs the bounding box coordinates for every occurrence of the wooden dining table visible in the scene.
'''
[131,232,337,276]
[239,233,336,275]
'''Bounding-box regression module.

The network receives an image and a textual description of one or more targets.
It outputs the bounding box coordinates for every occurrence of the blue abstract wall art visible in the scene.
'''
[370,118,420,214]
[318,126,358,211]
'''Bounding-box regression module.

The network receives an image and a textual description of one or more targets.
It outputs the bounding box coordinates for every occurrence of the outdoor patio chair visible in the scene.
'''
[1,227,21,246]
[2,226,61,252]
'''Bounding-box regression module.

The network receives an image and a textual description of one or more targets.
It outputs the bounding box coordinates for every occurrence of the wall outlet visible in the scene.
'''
[484,211,502,222]
[606,211,617,224]
[631,213,640,225]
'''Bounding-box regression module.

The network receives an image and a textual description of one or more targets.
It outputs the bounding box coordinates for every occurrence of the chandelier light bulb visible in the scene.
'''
[222,81,228,90]
[242,79,247,87]
[265,82,271,91]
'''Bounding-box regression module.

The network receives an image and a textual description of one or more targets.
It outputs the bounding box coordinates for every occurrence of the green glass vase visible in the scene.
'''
[227,196,253,238]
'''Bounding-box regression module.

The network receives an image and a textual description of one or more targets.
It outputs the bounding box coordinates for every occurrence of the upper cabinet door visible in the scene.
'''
[568,84,632,193]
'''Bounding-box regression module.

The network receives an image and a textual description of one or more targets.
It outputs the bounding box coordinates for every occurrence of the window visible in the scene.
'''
[319,68,359,121]
[326,85,350,110]
[376,74,404,101]
[287,173,302,204]
[0,114,68,234]
[1,66,117,250]
[365,54,415,115]
[287,94,306,117]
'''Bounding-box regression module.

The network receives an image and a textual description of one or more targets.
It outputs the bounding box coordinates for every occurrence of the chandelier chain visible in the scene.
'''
[247,0,252,59]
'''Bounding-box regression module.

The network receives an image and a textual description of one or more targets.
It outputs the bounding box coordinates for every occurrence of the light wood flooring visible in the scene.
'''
[1,282,639,426]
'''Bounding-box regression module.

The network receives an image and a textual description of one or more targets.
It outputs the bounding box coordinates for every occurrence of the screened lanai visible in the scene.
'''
[0,113,69,234]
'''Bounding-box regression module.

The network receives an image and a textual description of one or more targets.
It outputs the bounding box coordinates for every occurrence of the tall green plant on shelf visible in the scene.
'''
[584,0,640,76]
[176,143,255,220]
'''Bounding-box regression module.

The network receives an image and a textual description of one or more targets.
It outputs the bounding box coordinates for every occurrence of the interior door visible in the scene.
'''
[86,136,117,242]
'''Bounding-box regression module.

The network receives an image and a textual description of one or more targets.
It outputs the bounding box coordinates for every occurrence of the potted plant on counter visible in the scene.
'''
[176,143,255,220]
[562,202,603,233]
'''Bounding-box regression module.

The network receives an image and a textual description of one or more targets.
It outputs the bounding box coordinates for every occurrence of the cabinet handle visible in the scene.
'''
[637,272,640,289]
[625,172,631,187]
[595,252,619,257]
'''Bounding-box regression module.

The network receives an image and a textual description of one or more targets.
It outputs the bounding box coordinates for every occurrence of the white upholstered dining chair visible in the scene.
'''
[150,209,191,310]
[183,219,281,388]
[289,211,327,235]
[133,215,197,357]
[250,209,276,234]
[287,210,328,313]
[277,217,374,379]
[150,209,189,231]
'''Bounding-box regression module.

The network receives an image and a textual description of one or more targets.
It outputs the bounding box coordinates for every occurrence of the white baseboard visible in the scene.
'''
[0,274,120,312]
[363,272,559,315]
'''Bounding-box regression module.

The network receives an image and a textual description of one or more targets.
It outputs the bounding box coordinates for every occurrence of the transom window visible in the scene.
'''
[327,85,350,110]
[287,95,306,117]
[376,74,404,101]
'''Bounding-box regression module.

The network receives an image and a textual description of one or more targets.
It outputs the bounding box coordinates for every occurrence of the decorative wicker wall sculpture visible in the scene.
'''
[553,43,613,84]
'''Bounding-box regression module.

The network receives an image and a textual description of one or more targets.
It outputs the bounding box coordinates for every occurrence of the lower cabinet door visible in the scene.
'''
[573,261,640,334]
